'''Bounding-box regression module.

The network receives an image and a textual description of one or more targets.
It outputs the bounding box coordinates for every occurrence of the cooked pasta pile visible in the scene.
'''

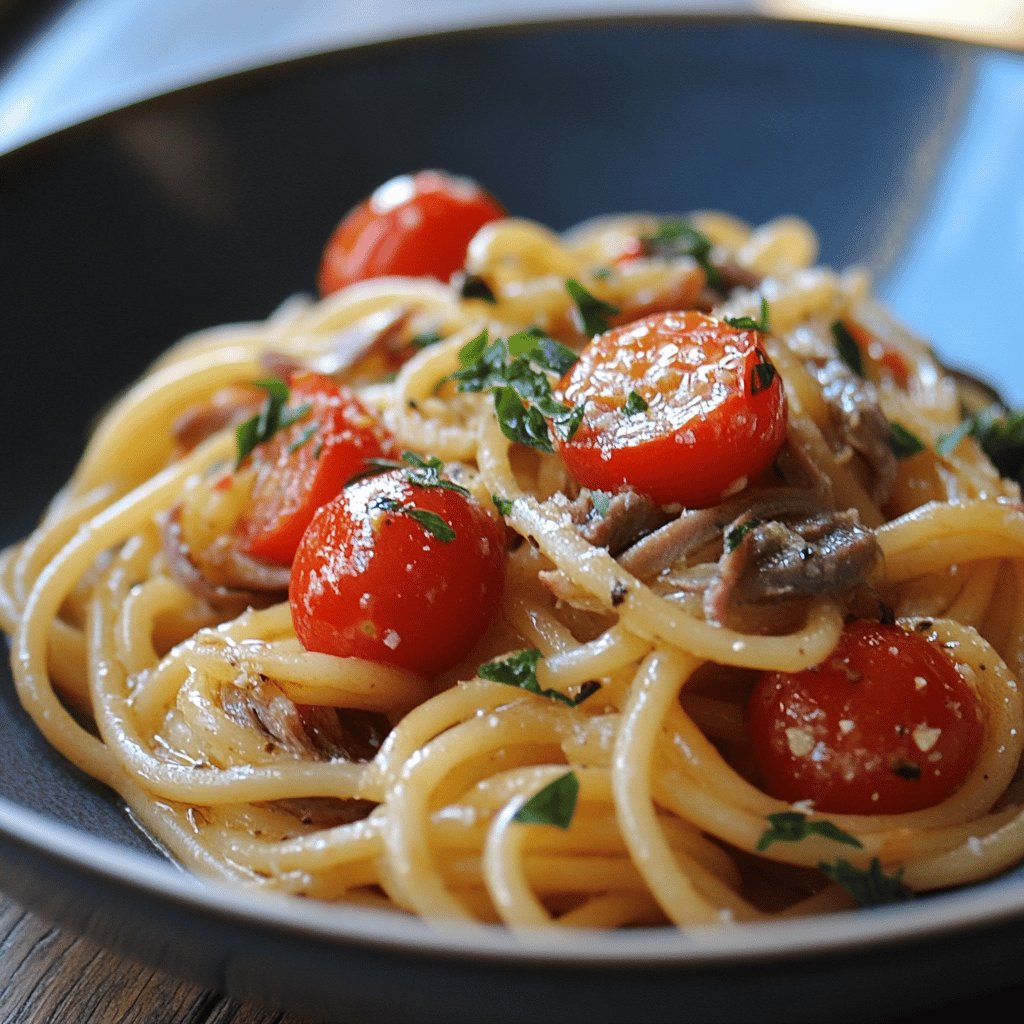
[4,182,1024,930]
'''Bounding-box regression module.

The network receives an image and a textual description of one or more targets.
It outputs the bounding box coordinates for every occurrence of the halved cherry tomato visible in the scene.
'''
[553,310,787,507]
[747,620,984,815]
[235,374,395,565]
[289,470,506,676]
[317,170,505,295]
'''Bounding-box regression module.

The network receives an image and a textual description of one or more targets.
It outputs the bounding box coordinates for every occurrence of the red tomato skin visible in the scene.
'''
[236,375,395,566]
[289,471,506,676]
[317,171,504,295]
[747,621,985,815]
[554,311,787,508]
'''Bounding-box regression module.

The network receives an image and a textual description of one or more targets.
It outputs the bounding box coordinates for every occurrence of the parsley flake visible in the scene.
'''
[492,494,514,516]
[831,319,865,378]
[818,857,913,907]
[725,297,771,334]
[889,421,925,459]
[756,811,863,853]
[724,518,762,553]
[235,378,312,468]
[566,278,619,336]
[937,404,1024,484]
[623,390,649,416]
[750,348,778,395]
[639,218,722,290]
[449,329,583,453]
[372,497,456,543]
[513,771,579,829]
[350,451,470,496]
[478,648,598,707]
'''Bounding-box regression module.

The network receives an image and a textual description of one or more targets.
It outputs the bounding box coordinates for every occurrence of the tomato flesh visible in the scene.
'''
[289,470,506,676]
[747,620,984,815]
[554,311,787,508]
[317,170,505,295]
[235,374,395,565]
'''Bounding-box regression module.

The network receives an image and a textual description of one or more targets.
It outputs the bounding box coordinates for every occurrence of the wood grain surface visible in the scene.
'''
[0,896,315,1024]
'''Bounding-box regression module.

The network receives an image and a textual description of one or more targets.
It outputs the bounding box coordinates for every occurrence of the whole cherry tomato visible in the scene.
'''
[289,468,506,676]
[235,374,395,565]
[317,170,505,295]
[553,310,787,508]
[747,620,985,815]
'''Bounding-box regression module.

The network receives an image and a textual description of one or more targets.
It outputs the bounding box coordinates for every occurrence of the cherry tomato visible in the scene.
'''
[553,310,787,507]
[235,374,395,565]
[747,620,984,815]
[289,470,506,676]
[317,170,505,295]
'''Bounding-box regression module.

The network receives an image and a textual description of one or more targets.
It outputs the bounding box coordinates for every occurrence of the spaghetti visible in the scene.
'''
[4,171,1024,930]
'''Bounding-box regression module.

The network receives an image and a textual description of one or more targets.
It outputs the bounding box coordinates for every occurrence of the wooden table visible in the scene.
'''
[3,886,1024,1024]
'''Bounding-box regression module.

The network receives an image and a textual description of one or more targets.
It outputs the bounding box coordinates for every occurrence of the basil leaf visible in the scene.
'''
[756,811,863,852]
[889,421,925,459]
[937,404,1024,484]
[513,771,579,829]
[818,857,913,907]
[750,347,778,395]
[566,278,619,336]
[478,649,597,707]
[724,518,762,553]
[411,328,445,349]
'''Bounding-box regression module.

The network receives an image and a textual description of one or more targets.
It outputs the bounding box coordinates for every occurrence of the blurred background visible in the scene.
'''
[0,0,1021,156]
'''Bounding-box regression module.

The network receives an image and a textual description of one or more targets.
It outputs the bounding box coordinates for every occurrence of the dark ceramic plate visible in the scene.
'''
[2,15,1024,1024]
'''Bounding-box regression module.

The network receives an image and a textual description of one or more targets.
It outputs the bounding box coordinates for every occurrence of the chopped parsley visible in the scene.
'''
[354,450,470,496]
[818,857,913,907]
[590,490,613,518]
[724,518,762,553]
[566,278,619,336]
[371,497,455,543]
[623,390,649,416]
[756,811,863,853]
[513,771,579,829]
[831,319,865,378]
[449,328,584,453]
[235,378,312,468]
[888,421,925,459]
[492,494,514,516]
[750,348,779,395]
[937,404,1024,484]
[639,218,722,290]
[725,297,771,334]
[478,648,598,707]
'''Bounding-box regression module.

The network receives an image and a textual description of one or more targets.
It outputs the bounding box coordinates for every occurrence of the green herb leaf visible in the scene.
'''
[818,857,913,906]
[756,811,863,853]
[566,278,619,336]
[725,297,771,334]
[830,319,864,378]
[478,648,597,707]
[724,518,762,553]
[235,378,312,468]
[936,403,1024,484]
[349,451,470,496]
[449,328,583,453]
[513,771,579,829]
[372,497,456,543]
[590,490,612,517]
[623,390,649,416]
[889,421,925,459]
[411,328,445,349]
[287,419,321,454]
[639,218,722,290]
[492,494,514,516]
[750,347,778,395]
